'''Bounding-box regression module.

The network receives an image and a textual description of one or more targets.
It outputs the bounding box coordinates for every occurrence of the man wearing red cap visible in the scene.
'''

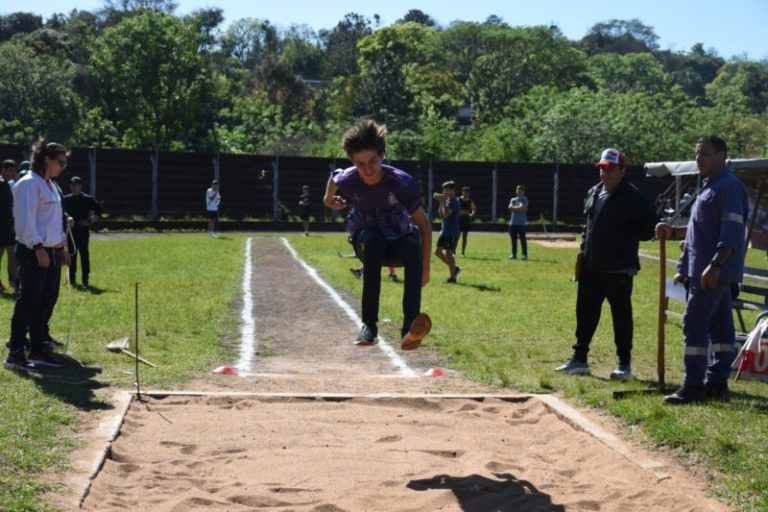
[555,148,658,380]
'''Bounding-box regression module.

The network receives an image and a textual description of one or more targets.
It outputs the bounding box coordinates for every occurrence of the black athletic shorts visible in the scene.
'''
[436,234,458,252]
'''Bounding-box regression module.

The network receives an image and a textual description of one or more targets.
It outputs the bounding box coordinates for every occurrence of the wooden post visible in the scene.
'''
[658,236,667,389]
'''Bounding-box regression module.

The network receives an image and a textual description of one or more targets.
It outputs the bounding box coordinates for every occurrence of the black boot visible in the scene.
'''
[664,385,705,405]
[704,381,730,402]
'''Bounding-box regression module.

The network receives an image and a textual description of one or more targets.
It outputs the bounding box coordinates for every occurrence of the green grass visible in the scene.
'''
[1,232,767,511]
[0,233,247,511]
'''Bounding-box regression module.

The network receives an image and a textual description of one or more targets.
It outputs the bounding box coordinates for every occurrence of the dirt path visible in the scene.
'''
[60,237,726,511]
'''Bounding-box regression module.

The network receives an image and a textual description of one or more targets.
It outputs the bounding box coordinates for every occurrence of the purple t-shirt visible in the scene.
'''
[332,164,423,240]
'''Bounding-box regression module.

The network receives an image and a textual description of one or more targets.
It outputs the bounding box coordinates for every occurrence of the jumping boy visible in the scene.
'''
[324,119,432,350]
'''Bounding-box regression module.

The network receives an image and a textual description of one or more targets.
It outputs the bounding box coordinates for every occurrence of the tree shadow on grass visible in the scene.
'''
[407,472,565,512]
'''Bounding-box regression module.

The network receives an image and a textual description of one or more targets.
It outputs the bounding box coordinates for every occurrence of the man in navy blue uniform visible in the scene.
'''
[657,136,749,404]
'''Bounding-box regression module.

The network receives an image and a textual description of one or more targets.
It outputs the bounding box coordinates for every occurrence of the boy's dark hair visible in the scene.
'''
[30,138,69,176]
[2,159,17,169]
[442,180,456,190]
[697,135,727,157]
[516,184,526,191]
[342,119,387,157]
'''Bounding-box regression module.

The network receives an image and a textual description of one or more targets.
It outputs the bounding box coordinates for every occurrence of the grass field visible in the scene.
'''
[1,232,767,511]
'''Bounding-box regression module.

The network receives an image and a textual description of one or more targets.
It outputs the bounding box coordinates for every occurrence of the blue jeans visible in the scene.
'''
[509,225,527,257]
[9,245,62,354]
[354,229,422,337]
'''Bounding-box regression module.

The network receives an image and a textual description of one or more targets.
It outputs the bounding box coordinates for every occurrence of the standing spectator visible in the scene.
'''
[435,181,461,282]
[205,179,220,238]
[299,185,311,235]
[657,136,749,404]
[63,176,102,287]
[508,185,529,260]
[1,160,20,292]
[324,119,432,350]
[458,186,477,258]
[4,140,71,370]
[555,148,657,380]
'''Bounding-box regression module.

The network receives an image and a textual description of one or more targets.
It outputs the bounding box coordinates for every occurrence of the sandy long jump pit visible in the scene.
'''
[79,392,726,512]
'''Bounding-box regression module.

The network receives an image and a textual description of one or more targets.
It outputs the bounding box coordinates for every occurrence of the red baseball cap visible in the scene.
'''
[595,148,625,169]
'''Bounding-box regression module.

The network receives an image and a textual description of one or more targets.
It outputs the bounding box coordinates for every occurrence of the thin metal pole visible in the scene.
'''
[135,282,142,401]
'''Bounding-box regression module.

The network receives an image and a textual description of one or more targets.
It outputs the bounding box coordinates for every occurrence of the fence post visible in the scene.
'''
[427,160,434,220]
[88,147,96,196]
[553,162,560,230]
[150,149,159,221]
[492,163,498,223]
[212,152,220,181]
[272,156,280,221]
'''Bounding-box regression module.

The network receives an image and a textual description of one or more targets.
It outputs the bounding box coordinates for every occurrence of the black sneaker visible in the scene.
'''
[388,272,398,281]
[28,351,64,368]
[704,381,730,402]
[349,268,362,279]
[664,385,705,405]
[4,351,32,371]
[44,336,65,348]
[355,324,378,346]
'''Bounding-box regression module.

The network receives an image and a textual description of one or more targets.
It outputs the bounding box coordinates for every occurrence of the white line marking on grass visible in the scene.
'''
[281,237,417,377]
[236,237,255,374]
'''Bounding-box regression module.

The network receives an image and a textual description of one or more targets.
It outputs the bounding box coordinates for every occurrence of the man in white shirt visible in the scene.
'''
[205,179,221,238]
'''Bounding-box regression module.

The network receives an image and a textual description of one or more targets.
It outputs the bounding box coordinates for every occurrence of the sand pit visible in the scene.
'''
[55,237,728,511]
[80,394,725,512]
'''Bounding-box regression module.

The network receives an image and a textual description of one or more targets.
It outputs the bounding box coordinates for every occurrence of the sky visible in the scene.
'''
[2,0,767,60]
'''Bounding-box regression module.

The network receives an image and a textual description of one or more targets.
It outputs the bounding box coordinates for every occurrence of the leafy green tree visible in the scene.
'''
[89,11,215,150]
[0,12,43,42]
[220,18,278,69]
[467,26,590,123]
[0,42,81,143]
[279,25,323,79]
[396,9,437,27]
[318,13,372,78]
[707,61,768,114]
[579,19,659,55]
[588,53,671,95]
[656,43,725,99]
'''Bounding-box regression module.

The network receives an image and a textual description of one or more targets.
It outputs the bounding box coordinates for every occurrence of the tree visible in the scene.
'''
[467,26,590,123]
[588,53,670,95]
[0,41,81,143]
[707,61,768,114]
[319,13,372,78]
[220,18,278,69]
[396,9,437,28]
[0,12,43,42]
[579,19,659,55]
[89,11,214,150]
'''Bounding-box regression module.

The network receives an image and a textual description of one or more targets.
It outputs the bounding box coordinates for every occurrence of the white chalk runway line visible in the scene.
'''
[235,236,417,377]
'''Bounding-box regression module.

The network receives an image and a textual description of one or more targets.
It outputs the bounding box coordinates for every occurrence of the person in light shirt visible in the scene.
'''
[4,140,71,371]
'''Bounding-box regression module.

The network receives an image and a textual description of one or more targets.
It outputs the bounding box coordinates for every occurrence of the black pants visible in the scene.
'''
[68,226,90,284]
[9,245,62,354]
[573,269,634,366]
[354,229,422,337]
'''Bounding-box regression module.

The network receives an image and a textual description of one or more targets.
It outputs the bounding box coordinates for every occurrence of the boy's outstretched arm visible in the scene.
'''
[411,207,432,287]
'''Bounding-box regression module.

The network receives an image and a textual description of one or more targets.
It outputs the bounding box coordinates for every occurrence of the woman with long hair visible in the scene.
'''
[4,140,70,371]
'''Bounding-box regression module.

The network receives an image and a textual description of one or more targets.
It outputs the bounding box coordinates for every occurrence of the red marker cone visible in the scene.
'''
[212,365,238,375]
[423,367,444,377]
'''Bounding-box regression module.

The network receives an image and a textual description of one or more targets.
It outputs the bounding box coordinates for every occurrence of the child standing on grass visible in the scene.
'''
[324,118,432,350]
[205,179,220,238]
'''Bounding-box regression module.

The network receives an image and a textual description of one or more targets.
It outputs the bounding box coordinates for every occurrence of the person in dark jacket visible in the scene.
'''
[555,148,658,380]
[63,176,102,287]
